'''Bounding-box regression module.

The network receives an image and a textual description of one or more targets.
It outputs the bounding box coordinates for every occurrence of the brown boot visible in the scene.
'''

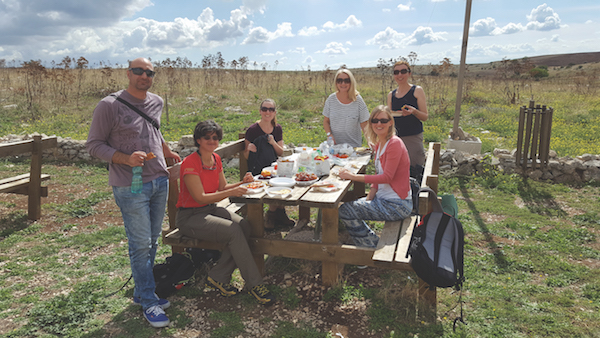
[275,208,295,227]
[265,211,277,230]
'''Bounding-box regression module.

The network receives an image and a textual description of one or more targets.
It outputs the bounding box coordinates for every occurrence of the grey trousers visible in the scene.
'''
[400,133,426,167]
[176,205,263,289]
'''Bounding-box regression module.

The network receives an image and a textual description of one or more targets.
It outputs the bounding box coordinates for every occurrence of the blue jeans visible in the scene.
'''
[339,195,412,248]
[113,175,168,310]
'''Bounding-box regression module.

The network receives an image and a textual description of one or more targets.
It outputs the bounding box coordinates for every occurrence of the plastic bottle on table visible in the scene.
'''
[131,166,143,194]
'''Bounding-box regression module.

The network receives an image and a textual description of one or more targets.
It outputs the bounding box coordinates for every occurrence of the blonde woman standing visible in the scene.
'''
[387,61,428,167]
[322,68,370,147]
[338,105,413,248]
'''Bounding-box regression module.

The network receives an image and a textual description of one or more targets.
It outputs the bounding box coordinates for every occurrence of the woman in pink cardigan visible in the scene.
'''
[338,105,413,248]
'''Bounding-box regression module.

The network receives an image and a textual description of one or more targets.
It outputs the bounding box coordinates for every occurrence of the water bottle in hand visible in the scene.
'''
[131,166,143,194]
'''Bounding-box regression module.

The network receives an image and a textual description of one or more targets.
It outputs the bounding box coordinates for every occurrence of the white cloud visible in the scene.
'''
[551,34,559,42]
[402,26,446,45]
[585,20,593,24]
[471,17,524,36]
[526,3,561,31]
[322,15,362,31]
[291,47,306,54]
[240,0,268,15]
[468,43,535,58]
[470,17,497,36]
[317,42,349,55]
[346,41,352,46]
[397,2,412,11]
[298,26,324,36]
[242,22,294,44]
[304,56,314,63]
[366,27,405,49]
[382,8,391,13]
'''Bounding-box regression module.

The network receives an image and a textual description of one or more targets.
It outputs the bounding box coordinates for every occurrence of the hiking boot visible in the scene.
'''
[275,208,295,227]
[133,293,170,310]
[144,305,170,328]
[248,284,276,305]
[205,276,239,297]
[264,211,276,230]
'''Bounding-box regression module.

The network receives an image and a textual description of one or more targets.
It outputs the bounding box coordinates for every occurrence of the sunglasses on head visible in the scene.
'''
[129,67,156,78]
[371,118,391,124]
[336,77,351,84]
[393,69,409,75]
[202,135,220,141]
[260,107,276,112]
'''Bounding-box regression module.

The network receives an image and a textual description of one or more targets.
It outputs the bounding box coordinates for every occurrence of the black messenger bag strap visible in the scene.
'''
[113,95,160,130]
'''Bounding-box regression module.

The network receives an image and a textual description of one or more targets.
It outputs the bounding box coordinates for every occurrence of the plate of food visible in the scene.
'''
[310,181,340,193]
[294,172,319,186]
[265,186,293,199]
[241,181,265,193]
[255,167,277,180]
[268,177,296,187]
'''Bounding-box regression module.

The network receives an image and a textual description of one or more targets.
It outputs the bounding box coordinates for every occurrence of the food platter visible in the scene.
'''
[265,186,293,199]
[310,181,340,193]
[268,177,296,187]
[294,172,319,186]
[241,181,265,193]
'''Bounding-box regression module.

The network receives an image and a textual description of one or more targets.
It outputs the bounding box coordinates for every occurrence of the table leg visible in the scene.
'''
[321,208,341,286]
[246,203,265,275]
[298,206,310,222]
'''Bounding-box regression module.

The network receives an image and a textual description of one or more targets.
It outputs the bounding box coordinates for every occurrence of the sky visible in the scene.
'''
[1,0,599,70]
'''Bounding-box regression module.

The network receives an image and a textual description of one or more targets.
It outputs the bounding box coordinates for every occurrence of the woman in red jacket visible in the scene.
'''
[338,105,413,248]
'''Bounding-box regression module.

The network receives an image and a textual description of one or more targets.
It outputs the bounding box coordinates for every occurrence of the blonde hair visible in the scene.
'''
[365,105,396,145]
[394,61,411,73]
[259,98,277,128]
[334,68,359,102]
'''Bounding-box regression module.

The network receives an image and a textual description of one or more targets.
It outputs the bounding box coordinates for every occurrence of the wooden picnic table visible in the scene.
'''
[229,154,372,286]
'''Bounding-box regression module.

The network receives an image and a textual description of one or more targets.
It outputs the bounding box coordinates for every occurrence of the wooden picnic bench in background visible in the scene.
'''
[0,135,58,220]
[162,139,443,321]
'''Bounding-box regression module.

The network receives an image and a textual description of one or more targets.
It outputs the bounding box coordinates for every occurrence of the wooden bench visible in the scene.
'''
[0,135,57,220]
[371,142,441,319]
[162,138,248,253]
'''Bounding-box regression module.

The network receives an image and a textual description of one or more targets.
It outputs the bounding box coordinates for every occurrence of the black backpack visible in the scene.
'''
[409,187,464,290]
[153,252,196,298]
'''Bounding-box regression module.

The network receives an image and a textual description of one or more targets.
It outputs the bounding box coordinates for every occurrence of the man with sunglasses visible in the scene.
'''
[86,57,181,328]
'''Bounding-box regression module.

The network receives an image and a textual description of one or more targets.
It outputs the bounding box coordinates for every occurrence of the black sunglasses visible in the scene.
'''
[393,69,409,75]
[202,135,220,141]
[129,67,156,78]
[260,107,276,112]
[336,77,351,84]
[371,118,391,124]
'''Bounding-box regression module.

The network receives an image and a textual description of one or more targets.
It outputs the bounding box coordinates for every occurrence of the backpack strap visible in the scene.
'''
[110,94,160,130]
[419,186,444,214]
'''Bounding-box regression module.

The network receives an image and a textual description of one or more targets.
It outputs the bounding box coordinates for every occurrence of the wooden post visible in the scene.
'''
[247,203,265,275]
[321,208,341,286]
[28,135,42,220]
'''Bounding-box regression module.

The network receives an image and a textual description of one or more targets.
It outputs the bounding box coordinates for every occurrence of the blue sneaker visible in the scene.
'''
[144,305,170,328]
[133,294,170,310]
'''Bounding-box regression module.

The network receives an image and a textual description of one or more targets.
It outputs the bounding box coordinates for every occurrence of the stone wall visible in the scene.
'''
[2,134,600,184]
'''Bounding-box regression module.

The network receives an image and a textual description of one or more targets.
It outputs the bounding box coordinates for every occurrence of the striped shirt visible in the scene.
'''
[322,93,369,147]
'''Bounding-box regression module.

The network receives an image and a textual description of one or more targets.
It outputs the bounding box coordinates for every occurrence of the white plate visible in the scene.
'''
[269,177,296,187]
[254,174,277,181]
[241,182,265,194]
[294,146,317,153]
[265,186,293,198]
[295,178,319,186]
[311,181,340,192]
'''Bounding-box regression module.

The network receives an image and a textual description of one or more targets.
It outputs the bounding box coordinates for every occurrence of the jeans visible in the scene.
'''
[339,195,412,248]
[113,175,168,310]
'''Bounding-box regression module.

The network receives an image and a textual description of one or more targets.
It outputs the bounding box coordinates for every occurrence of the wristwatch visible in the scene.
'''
[326,132,331,136]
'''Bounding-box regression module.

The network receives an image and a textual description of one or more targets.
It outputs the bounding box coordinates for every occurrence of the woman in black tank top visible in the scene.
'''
[386,61,429,167]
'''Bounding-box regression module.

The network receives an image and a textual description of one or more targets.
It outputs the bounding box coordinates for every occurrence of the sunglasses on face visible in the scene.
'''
[336,77,351,84]
[129,67,156,78]
[393,69,409,75]
[260,107,276,112]
[371,118,391,124]
[202,135,220,141]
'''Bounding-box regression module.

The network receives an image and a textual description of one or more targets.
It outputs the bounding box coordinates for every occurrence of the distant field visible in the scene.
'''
[1,54,599,156]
